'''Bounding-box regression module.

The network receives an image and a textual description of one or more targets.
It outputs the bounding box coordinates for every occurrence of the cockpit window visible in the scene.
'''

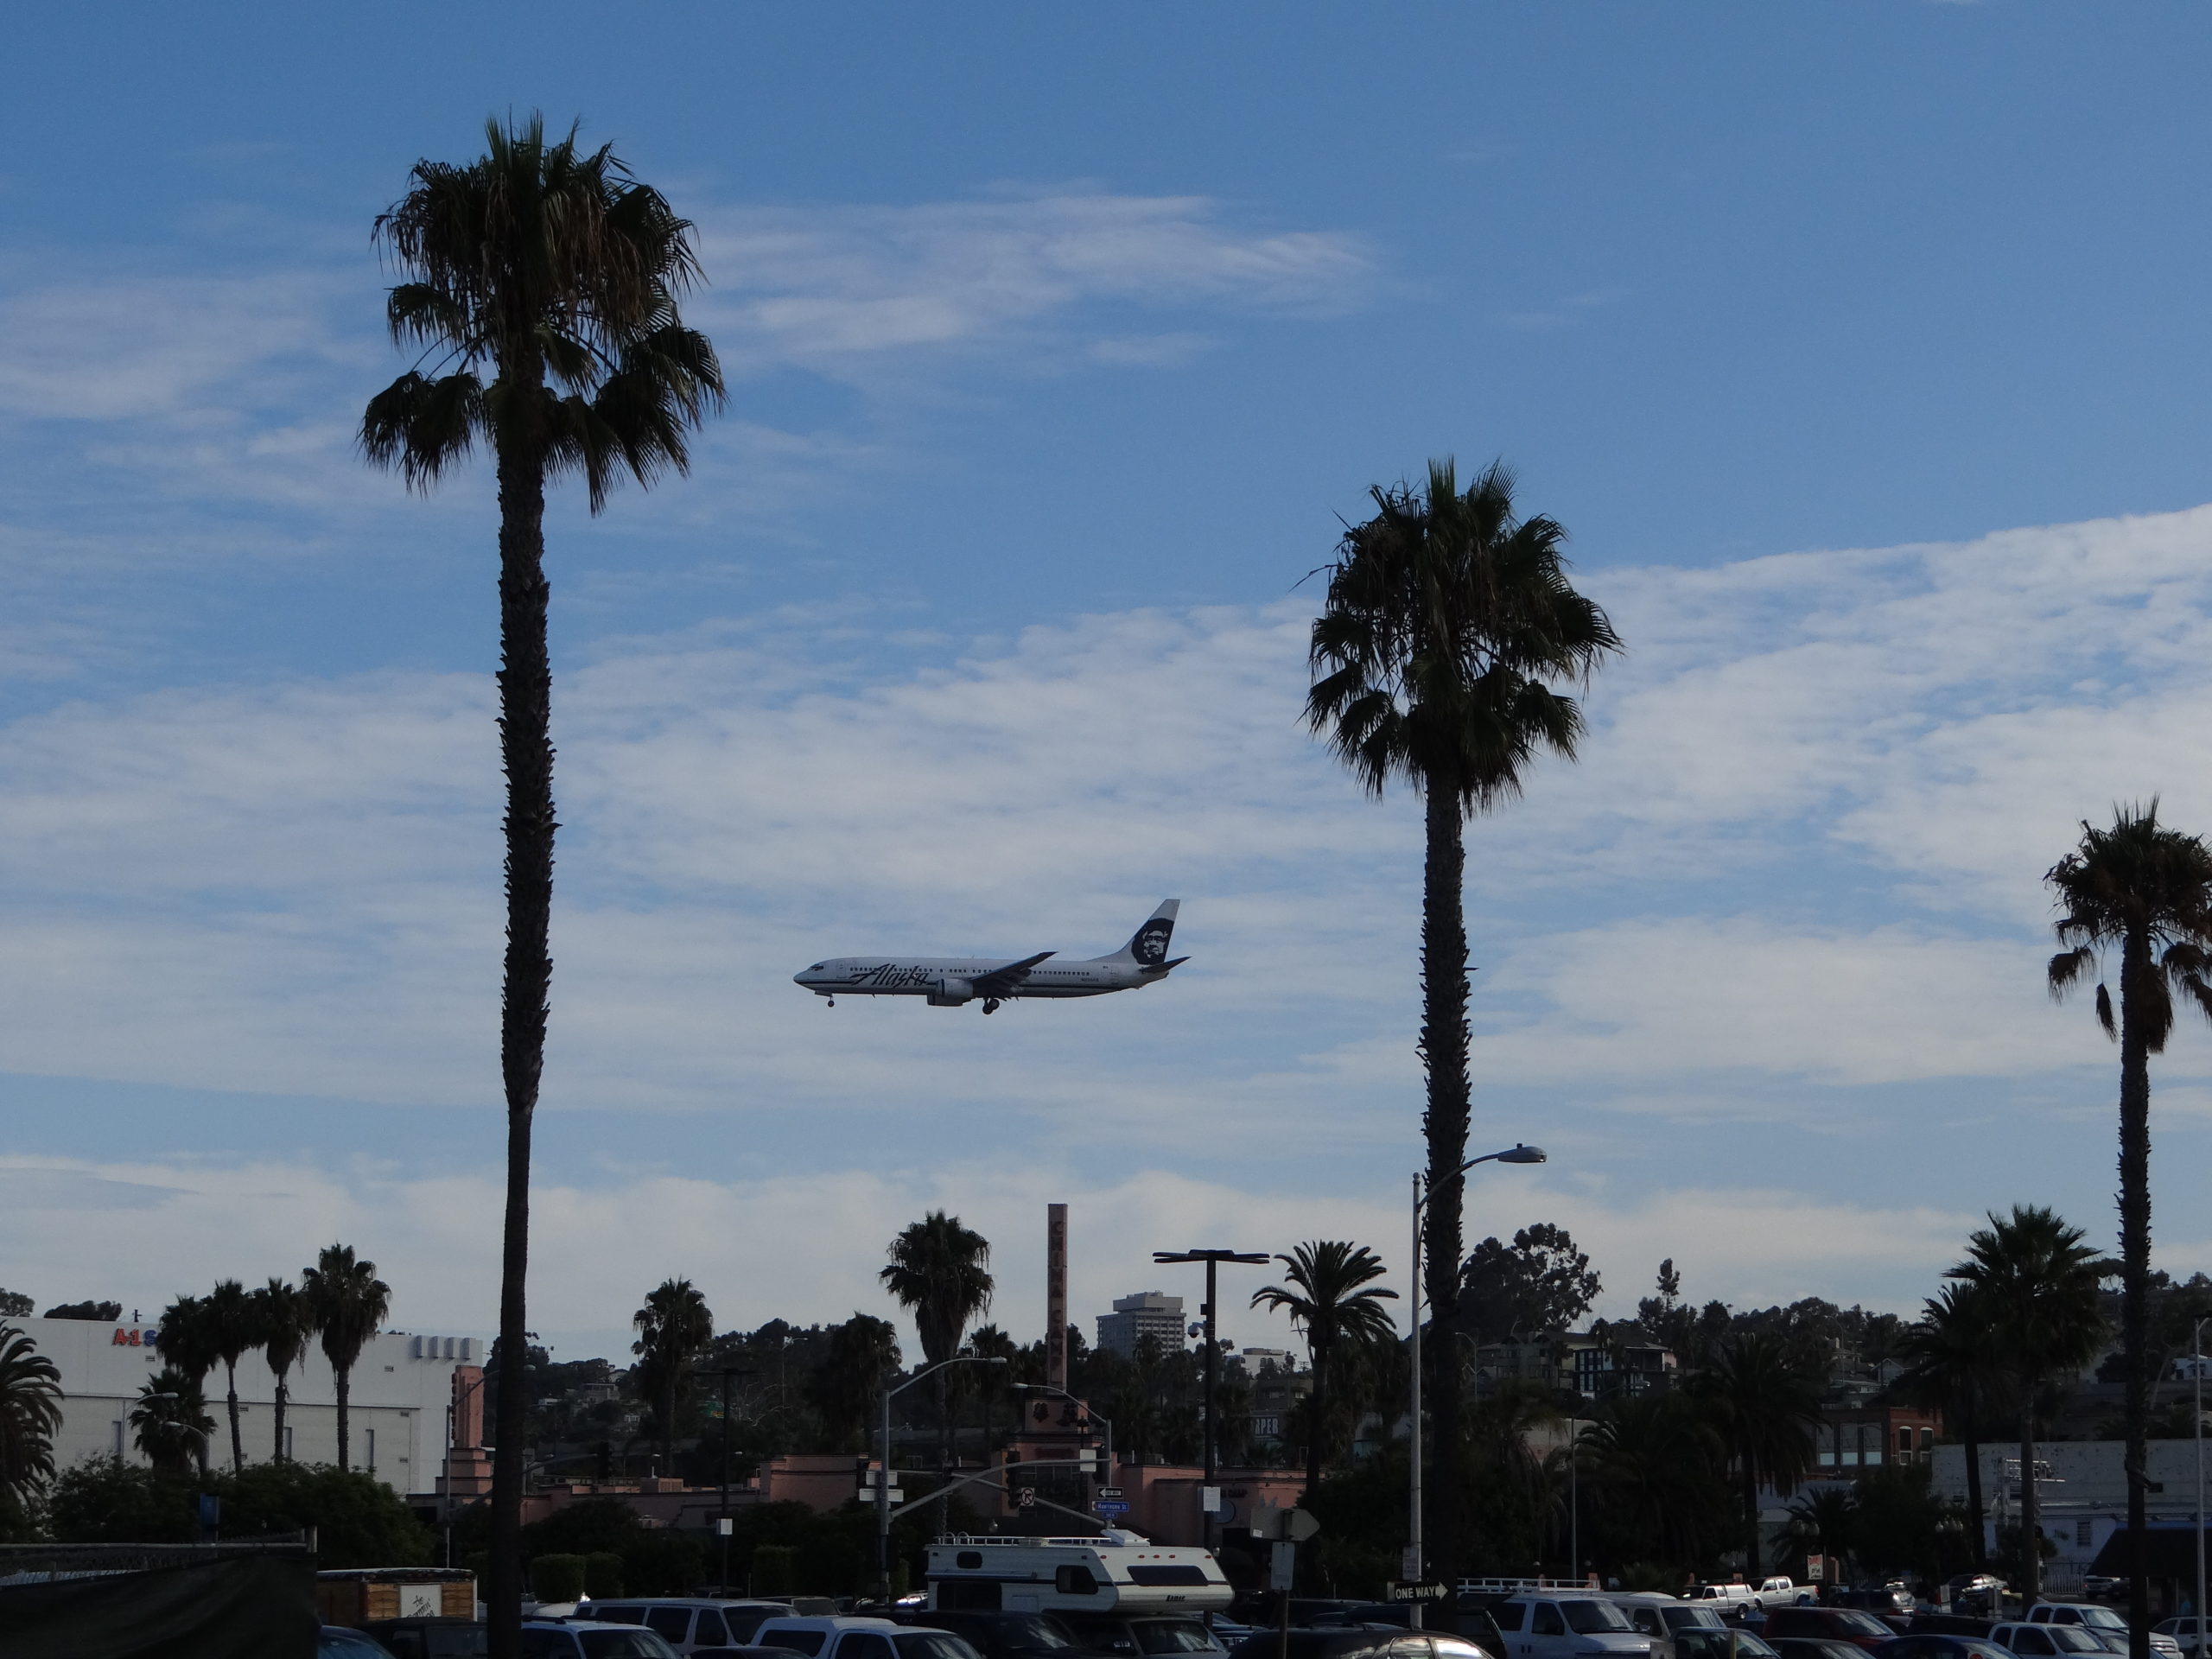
[809,963,825,971]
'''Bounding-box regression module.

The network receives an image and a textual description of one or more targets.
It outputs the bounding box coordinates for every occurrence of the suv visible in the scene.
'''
[1760,1610,1900,1652]
[894,1611,1116,1659]
[523,1623,682,1659]
[1610,1596,1732,1659]
[754,1618,986,1659]
[2027,1607,2181,1659]
[1488,1595,1652,1659]
[361,1619,489,1658]
[1055,1616,1229,1659]
[578,1605,796,1654]
[1991,1624,2115,1659]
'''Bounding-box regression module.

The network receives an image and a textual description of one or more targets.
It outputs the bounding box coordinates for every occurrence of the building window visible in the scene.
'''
[112,1421,124,1459]
[2076,1519,2093,1548]
[1897,1427,1913,1460]
[283,1426,295,1460]
[365,1427,377,1475]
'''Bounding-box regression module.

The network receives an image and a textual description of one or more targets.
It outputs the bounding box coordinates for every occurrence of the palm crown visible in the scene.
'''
[361,114,724,510]
[880,1211,995,1367]
[2047,799,2212,1046]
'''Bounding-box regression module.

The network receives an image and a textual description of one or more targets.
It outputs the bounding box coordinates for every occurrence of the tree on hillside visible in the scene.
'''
[1460,1223,1601,1345]
[302,1243,391,1473]
[0,1323,62,1523]
[1690,1332,1825,1577]
[1250,1240,1400,1497]
[1895,1282,2001,1567]
[130,1367,214,1476]
[362,112,724,1656]
[0,1290,31,1319]
[43,1300,122,1320]
[632,1278,714,1474]
[1948,1205,2109,1608]
[880,1211,994,1469]
[203,1278,259,1474]
[808,1315,901,1451]
[1306,458,1619,1578]
[251,1278,315,1464]
[2047,801,2212,1659]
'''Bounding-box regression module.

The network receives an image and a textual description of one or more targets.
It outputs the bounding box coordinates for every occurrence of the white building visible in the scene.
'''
[1095,1292,1185,1358]
[1931,1438,2211,1593]
[22,1314,480,1497]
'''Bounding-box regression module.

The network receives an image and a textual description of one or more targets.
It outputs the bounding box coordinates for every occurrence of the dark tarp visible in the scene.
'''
[2088,1525,2209,1580]
[0,1554,316,1658]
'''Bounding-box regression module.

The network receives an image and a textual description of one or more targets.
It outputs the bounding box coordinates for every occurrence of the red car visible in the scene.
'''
[1761,1611,1903,1654]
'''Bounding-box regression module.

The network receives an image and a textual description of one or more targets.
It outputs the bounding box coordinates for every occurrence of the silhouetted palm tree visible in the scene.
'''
[1578,1391,1727,1570]
[252,1277,315,1462]
[1781,1484,1859,1580]
[155,1293,219,1475]
[130,1366,214,1476]
[1690,1332,1825,1576]
[1948,1205,2110,1607]
[302,1243,391,1473]
[1895,1282,2001,1567]
[203,1278,258,1473]
[881,1211,995,1468]
[632,1278,714,1474]
[1250,1240,1400,1497]
[361,113,723,1652]
[1307,460,1618,1576]
[807,1314,903,1450]
[0,1323,62,1516]
[2048,802,2212,1657]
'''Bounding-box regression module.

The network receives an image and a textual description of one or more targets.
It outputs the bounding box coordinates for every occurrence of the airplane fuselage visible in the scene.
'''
[792,899,1185,1013]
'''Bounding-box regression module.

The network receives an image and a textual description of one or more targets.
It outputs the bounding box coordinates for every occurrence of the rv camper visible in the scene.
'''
[925,1534,1232,1615]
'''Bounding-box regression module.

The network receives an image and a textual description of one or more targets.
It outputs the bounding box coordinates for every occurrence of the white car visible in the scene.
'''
[2025,1605,2181,1659]
[753,1618,985,1659]
[520,1623,680,1659]
[1491,1595,1656,1659]
[1992,1623,2116,1659]
[572,1601,793,1654]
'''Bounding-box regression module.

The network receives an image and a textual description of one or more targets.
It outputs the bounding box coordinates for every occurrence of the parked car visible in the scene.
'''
[892,1609,1115,1659]
[362,1618,489,1658]
[323,1630,399,1659]
[1762,1586,1817,1610]
[1761,1610,1903,1653]
[1609,1593,1732,1659]
[1827,1592,1914,1621]
[1674,1630,1786,1659]
[2026,1607,2181,1659]
[1057,1614,1230,1659]
[579,1602,797,1652]
[522,1623,683,1659]
[1488,1594,1653,1659]
[1989,1624,2115,1659]
[695,1651,819,1659]
[1226,1636,1475,1659]
[1770,1638,1874,1659]
[2154,1619,2212,1659]
[1866,1639,2012,1659]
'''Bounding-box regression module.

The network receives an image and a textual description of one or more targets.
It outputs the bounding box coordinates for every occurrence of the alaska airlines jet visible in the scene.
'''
[793,900,1185,1014]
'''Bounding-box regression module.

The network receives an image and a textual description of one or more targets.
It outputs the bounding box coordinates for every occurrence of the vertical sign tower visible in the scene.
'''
[1046,1203,1069,1393]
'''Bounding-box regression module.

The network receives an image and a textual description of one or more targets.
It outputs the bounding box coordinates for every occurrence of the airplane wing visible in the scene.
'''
[974,951,1054,996]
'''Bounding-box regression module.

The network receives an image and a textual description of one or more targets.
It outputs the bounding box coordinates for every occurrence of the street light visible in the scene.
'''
[1011,1382,1117,1488]
[879,1356,1009,1603]
[1153,1249,1270,1548]
[1408,1143,1547,1625]
[2195,1318,2206,1659]
[704,1367,755,1593]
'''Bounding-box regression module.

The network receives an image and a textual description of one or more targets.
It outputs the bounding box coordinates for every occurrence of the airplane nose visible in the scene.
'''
[791,970,808,985]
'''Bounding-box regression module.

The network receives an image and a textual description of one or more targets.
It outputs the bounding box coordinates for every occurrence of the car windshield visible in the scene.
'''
[897,1637,984,1659]
[580,1635,681,1659]
[1734,1639,1780,1659]
[992,1620,1083,1651]
[1135,1624,1224,1654]
[322,1635,397,1659]
[1827,1615,1893,1638]
[2072,1615,2127,1634]
[1668,1611,1728,1630]
[768,1637,829,1657]
[1562,1605,1632,1634]
[2048,1632,2108,1653]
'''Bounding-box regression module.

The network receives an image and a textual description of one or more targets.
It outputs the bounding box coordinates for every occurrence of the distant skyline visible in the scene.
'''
[3,5,2211,1364]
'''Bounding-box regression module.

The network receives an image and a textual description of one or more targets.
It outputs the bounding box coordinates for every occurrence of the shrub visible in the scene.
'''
[585,1550,625,1597]
[532,1553,588,1603]
[752,1542,797,1595]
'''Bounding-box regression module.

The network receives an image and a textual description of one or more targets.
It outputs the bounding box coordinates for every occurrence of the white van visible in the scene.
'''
[1608,1595,1729,1659]
[1489,1595,1654,1659]
[575,1599,791,1653]
[753,1617,986,1659]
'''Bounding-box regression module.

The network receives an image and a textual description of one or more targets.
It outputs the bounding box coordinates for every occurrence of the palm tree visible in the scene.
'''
[1249,1240,1400,1497]
[1577,1391,1729,1572]
[2047,802,2212,1655]
[1781,1484,1859,1581]
[252,1277,315,1462]
[1948,1205,2111,1607]
[880,1211,995,1469]
[0,1323,62,1516]
[806,1314,903,1450]
[1306,458,1620,1575]
[1690,1331,1825,1577]
[203,1277,258,1474]
[632,1278,714,1474]
[154,1293,219,1475]
[301,1243,392,1472]
[361,113,724,1650]
[1895,1283,2000,1567]
[130,1366,215,1476]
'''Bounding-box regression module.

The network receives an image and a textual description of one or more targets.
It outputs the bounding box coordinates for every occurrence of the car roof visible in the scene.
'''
[760,1618,904,1630]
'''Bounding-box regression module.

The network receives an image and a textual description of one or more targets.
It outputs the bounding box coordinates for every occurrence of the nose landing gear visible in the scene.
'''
[826,996,835,1007]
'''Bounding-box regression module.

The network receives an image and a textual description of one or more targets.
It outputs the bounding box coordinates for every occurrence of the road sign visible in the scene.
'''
[1389,1583,1450,1602]
[1400,1548,1422,1581]
[1096,1486,1124,1499]
[1017,1487,1037,1509]
[1096,1500,1130,1516]
[858,1488,904,1504]
[1269,1541,1296,1593]
[1249,1502,1320,1542]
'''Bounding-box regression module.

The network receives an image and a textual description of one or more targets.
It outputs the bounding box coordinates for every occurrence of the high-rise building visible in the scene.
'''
[1094,1290,1186,1357]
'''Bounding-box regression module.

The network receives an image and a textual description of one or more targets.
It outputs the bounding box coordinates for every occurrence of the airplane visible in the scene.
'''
[793,900,1187,1014]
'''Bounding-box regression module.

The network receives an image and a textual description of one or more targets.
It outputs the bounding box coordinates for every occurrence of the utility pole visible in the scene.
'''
[1154,1249,1268,1553]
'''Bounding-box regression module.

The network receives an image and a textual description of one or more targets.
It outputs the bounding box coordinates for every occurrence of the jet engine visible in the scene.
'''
[926,977,976,1007]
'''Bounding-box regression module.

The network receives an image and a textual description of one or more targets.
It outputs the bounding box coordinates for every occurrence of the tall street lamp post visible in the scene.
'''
[2195,1318,2206,1657]
[705,1367,753,1593]
[1154,1249,1270,1547]
[879,1356,1008,1602]
[1408,1143,1548,1627]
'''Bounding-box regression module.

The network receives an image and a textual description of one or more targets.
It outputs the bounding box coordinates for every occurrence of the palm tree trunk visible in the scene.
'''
[273,1370,287,1462]
[2021,1379,2041,1606]
[226,1361,244,1473]
[487,425,555,1659]
[1419,778,1472,1581]
[1304,1338,1328,1500]
[2121,926,2154,1659]
[1745,1456,1762,1580]
[337,1365,352,1471]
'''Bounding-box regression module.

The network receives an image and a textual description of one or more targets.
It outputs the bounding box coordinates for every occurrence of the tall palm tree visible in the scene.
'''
[1895,1283,2000,1567]
[1577,1391,1728,1572]
[203,1277,258,1474]
[0,1323,62,1516]
[632,1278,714,1474]
[1947,1205,2111,1608]
[1249,1240,1400,1497]
[252,1277,316,1462]
[301,1243,392,1473]
[806,1314,903,1450]
[154,1293,219,1475]
[361,113,723,1654]
[2047,802,2212,1657]
[1689,1332,1825,1577]
[1306,458,1619,1575]
[130,1366,215,1476]
[880,1211,995,1469]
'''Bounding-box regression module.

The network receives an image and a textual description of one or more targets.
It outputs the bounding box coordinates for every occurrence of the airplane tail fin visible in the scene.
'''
[1094,899,1179,966]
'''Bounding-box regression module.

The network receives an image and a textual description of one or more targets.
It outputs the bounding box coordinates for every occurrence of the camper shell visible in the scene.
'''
[926,1535,1232,1616]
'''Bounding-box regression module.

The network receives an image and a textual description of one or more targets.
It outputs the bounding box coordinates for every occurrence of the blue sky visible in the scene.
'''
[3,4,2212,1365]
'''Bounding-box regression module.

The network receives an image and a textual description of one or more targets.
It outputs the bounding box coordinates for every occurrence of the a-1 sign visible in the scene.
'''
[1389,1583,1450,1602]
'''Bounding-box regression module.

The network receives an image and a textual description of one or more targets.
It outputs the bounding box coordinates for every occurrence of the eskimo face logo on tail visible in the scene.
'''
[1133,920,1173,966]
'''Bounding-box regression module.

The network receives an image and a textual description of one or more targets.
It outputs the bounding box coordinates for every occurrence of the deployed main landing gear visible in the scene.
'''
[826,996,835,1007]
[982,998,1002,1014]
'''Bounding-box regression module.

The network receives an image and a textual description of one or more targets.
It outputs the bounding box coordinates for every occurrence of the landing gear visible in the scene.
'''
[982,998,1001,1014]
[826,996,835,1007]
